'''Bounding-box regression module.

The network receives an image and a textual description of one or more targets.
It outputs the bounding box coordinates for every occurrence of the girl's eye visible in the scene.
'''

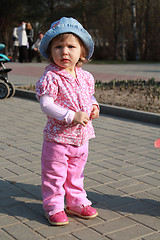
[55,45,61,49]
[68,45,75,48]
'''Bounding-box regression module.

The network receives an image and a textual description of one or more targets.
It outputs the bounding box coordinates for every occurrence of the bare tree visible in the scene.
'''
[113,0,119,60]
[82,0,87,28]
[130,0,140,60]
[143,0,150,59]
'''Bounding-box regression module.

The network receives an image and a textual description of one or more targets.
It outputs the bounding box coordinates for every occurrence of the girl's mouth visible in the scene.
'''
[61,58,70,63]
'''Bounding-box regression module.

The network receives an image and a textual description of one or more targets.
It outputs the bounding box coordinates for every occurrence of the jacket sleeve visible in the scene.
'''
[40,94,75,124]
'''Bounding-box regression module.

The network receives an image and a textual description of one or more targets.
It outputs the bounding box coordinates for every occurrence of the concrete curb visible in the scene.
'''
[100,103,160,125]
[15,89,160,125]
[15,89,37,101]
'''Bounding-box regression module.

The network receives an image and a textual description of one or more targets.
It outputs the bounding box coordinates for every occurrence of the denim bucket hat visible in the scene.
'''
[39,17,94,60]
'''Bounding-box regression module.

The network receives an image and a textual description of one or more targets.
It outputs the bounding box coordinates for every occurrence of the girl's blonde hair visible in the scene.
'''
[48,33,89,67]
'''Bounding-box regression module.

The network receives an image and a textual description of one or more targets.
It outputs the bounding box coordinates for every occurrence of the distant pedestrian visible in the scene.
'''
[31,32,43,62]
[17,21,28,63]
[26,22,34,62]
[36,17,99,226]
[12,26,19,62]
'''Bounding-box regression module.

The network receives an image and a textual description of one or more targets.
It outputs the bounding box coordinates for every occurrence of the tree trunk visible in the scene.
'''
[82,0,87,29]
[121,28,126,61]
[143,0,150,59]
[48,0,55,22]
[113,0,118,60]
[131,0,140,60]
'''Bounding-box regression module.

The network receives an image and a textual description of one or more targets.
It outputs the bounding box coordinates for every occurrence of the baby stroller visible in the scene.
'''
[0,44,15,99]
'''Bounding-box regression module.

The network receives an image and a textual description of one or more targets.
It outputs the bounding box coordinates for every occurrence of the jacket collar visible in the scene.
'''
[45,63,82,80]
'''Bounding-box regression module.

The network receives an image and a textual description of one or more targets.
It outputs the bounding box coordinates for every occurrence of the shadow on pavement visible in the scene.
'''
[1,180,160,225]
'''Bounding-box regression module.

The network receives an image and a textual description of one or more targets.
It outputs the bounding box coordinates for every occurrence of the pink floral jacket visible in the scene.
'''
[36,63,96,146]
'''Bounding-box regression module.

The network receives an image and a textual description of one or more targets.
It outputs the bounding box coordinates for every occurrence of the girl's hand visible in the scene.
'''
[73,111,89,127]
[90,105,99,119]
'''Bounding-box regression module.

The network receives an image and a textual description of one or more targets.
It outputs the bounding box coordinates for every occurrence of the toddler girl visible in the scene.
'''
[36,17,99,226]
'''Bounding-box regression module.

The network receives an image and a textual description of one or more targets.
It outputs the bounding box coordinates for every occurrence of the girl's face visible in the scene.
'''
[50,34,82,76]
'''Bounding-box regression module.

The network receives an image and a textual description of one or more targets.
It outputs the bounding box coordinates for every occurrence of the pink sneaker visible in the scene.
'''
[66,205,98,219]
[44,211,69,226]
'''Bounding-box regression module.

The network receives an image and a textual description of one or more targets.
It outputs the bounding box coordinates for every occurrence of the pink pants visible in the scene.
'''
[41,140,92,216]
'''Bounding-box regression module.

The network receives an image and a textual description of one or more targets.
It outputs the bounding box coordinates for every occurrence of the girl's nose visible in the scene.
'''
[62,47,68,55]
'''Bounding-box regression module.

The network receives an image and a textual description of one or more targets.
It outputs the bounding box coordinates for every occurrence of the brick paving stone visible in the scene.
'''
[0,186,34,202]
[99,195,137,210]
[3,223,45,240]
[86,172,116,184]
[5,173,40,183]
[93,160,120,170]
[83,164,105,174]
[132,192,160,206]
[147,188,160,197]
[24,216,51,231]
[50,234,79,240]
[84,178,102,189]
[119,182,155,195]
[92,184,125,197]
[4,204,40,223]
[142,233,160,240]
[106,224,154,240]
[37,219,86,238]
[151,160,160,168]
[75,215,105,227]
[87,152,107,162]
[72,228,110,239]
[107,178,140,189]
[93,206,122,221]
[92,216,136,235]
[0,229,15,240]
[100,169,128,181]
[113,164,144,174]
[149,172,160,180]
[129,213,160,231]
[123,168,154,178]
[5,165,31,176]
[135,175,160,187]
[86,189,110,203]
[144,206,160,219]
[112,201,157,217]
[136,162,160,172]
[0,215,19,228]
[104,157,126,167]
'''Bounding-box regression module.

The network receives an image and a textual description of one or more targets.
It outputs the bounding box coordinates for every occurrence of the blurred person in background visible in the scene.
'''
[26,22,34,62]
[12,26,19,62]
[31,32,43,62]
[17,21,28,63]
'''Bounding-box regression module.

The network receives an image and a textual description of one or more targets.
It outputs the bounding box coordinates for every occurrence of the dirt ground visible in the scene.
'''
[94,86,160,114]
[19,82,160,114]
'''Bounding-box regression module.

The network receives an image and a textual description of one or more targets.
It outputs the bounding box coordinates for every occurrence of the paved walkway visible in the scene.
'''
[7,62,160,87]
[0,96,160,240]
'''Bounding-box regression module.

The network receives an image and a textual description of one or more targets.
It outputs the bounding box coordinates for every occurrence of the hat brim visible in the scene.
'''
[39,27,94,60]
